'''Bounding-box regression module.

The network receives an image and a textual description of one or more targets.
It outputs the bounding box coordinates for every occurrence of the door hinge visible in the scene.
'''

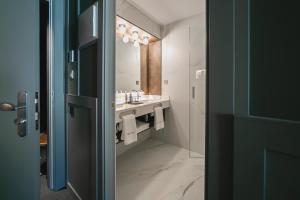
[35,92,39,130]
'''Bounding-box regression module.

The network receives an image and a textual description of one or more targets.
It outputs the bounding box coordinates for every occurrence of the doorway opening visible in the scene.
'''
[39,0,73,199]
[115,0,207,199]
[39,0,49,186]
[38,0,207,199]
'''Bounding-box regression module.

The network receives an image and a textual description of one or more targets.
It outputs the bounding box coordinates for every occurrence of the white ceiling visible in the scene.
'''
[127,0,205,25]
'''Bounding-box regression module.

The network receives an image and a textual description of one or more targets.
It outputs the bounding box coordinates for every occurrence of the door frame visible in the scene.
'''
[206,0,235,200]
[47,0,66,191]
[100,0,116,200]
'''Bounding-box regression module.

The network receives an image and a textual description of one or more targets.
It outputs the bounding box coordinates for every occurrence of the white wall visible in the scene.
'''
[116,0,161,38]
[156,13,206,155]
[116,37,141,91]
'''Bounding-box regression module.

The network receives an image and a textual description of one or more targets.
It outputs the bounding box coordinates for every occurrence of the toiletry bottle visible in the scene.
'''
[125,91,128,103]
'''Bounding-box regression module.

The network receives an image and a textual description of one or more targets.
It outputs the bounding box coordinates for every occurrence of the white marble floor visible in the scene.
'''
[117,138,205,200]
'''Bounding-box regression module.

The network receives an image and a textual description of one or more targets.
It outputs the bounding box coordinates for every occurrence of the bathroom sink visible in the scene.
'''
[128,101,144,105]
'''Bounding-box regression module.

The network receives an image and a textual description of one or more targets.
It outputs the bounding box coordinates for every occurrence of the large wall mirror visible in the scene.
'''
[115,16,162,95]
[116,36,141,91]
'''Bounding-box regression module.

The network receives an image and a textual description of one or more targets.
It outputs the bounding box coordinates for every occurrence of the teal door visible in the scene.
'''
[0,0,40,199]
[234,1,300,199]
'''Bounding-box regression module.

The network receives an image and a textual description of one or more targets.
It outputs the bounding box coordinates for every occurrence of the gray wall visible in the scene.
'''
[155,14,206,155]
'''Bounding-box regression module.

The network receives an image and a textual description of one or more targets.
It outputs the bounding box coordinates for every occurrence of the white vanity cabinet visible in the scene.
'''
[115,96,170,123]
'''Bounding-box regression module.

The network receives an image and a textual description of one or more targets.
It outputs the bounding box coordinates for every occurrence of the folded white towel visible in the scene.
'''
[154,107,164,131]
[121,114,137,145]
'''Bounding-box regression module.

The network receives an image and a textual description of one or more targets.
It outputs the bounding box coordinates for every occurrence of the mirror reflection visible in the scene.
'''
[115,16,161,95]
[116,36,141,91]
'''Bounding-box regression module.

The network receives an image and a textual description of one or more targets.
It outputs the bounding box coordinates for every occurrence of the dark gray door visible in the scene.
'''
[0,0,40,200]
[66,1,100,200]
[66,0,115,199]
[67,95,98,200]
[234,1,300,200]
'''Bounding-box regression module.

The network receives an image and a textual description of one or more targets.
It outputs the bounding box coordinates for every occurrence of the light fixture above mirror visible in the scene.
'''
[122,34,129,43]
[118,24,126,34]
[116,16,158,47]
[142,36,149,45]
[132,31,139,41]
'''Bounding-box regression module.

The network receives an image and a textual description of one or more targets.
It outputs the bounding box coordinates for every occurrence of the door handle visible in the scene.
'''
[0,102,25,111]
[14,118,27,126]
[0,91,28,137]
[192,86,196,99]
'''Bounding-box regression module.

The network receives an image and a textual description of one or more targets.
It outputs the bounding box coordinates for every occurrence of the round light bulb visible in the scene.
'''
[122,35,129,43]
[132,31,139,40]
[143,36,149,45]
[119,24,126,34]
[133,40,140,48]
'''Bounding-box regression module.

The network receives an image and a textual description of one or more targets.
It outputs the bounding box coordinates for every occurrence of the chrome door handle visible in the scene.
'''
[14,118,27,125]
[0,91,28,137]
[192,86,196,99]
[0,102,26,111]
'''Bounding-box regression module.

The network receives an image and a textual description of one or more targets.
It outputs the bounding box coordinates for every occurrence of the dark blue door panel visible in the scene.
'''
[234,1,300,199]
[0,0,40,199]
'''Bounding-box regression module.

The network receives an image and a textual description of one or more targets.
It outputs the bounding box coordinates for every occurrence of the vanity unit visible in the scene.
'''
[115,95,170,123]
[115,95,170,156]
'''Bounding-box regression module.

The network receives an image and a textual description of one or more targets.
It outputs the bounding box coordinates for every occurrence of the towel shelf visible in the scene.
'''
[116,120,150,144]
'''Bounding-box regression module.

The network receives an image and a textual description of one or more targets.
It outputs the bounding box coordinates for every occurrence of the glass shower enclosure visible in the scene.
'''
[189,12,206,158]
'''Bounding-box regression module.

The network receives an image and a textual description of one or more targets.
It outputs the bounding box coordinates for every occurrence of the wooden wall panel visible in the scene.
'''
[148,41,162,95]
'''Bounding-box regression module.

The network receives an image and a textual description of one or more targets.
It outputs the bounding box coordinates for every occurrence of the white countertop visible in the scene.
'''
[115,95,170,123]
[116,95,170,112]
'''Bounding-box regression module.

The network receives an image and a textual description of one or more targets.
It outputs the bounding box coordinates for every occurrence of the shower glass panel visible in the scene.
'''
[189,15,206,158]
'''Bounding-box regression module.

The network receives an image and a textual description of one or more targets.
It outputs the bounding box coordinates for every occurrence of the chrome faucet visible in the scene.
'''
[131,90,137,102]
[126,90,142,104]
[137,90,141,101]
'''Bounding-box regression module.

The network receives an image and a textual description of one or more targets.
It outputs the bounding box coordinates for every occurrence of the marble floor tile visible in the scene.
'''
[117,138,205,200]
